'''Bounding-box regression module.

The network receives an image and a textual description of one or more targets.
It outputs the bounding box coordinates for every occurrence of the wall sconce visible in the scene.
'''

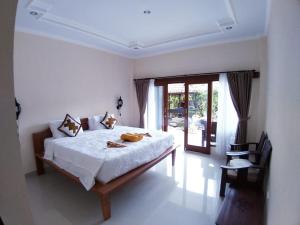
[15,98,21,120]
[116,96,123,116]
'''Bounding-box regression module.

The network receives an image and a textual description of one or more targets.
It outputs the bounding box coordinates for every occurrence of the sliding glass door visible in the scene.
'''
[161,76,218,154]
[185,83,211,153]
[167,83,185,146]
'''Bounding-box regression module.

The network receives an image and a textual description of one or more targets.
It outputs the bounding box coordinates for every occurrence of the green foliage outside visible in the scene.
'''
[169,94,183,109]
[212,89,218,120]
[168,90,218,120]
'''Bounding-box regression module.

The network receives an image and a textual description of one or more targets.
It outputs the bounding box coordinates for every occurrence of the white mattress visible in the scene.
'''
[44,126,174,190]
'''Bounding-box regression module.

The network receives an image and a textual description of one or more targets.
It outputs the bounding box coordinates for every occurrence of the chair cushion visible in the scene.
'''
[227,159,258,182]
[229,159,253,168]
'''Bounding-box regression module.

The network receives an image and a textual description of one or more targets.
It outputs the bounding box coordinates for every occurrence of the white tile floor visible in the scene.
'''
[26,147,225,225]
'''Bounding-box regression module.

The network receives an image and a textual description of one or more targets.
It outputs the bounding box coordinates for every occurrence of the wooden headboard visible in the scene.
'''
[32,118,89,158]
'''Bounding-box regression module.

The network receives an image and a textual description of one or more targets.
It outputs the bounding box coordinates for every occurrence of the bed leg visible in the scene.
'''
[99,193,111,221]
[35,156,45,176]
[172,149,176,166]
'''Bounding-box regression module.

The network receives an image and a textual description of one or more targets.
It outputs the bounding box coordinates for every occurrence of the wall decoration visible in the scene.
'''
[116,96,123,116]
[15,98,21,120]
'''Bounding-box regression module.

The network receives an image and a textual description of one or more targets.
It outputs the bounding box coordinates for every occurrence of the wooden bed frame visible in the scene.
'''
[32,118,178,220]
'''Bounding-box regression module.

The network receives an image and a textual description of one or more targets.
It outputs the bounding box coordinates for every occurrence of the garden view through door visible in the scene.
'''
[167,81,219,154]
[186,83,209,152]
[168,83,185,150]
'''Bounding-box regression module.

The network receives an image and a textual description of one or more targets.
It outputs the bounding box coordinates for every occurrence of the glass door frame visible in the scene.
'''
[157,75,219,154]
[184,81,212,154]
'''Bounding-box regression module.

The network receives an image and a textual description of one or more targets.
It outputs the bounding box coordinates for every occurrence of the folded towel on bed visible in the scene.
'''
[121,133,143,142]
[143,132,152,137]
[120,132,152,142]
[107,141,127,148]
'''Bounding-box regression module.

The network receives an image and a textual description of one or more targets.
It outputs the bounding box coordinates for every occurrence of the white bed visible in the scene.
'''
[44,126,174,190]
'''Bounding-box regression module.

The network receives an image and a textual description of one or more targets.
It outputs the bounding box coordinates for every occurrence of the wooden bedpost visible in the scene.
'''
[32,129,52,176]
[99,193,111,220]
[172,149,176,166]
[35,156,45,175]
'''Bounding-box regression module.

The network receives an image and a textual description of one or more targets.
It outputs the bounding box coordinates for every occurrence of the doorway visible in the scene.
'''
[160,76,219,154]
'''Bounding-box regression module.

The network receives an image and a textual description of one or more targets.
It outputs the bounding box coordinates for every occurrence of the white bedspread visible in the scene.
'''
[44,126,174,190]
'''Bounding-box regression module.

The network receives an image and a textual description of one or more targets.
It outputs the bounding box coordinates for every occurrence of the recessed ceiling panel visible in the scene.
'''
[16,0,267,57]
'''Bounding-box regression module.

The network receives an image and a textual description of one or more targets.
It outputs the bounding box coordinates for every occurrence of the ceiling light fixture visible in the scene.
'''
[143,10,151,15]
[30,11,38,16]
[225,26,233,30]
[129,41,141,50]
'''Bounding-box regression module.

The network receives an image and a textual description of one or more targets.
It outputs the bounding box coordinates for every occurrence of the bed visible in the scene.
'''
[32,118,178,220]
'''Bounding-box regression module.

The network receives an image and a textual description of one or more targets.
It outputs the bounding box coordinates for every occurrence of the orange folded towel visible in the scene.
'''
[120,133,144,142]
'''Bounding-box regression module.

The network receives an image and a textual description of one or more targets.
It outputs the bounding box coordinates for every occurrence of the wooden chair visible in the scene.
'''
[226,132,267,163]
[219,139,272,197]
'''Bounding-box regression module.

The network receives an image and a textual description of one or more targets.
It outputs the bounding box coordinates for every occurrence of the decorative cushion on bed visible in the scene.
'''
[57,114,83,137]
[100,112,117,129]
[88,114,105,130]
[49,116,83,138]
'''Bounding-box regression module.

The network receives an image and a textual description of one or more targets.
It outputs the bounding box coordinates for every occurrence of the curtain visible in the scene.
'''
[135,79,150,128]
[215,73,238,157]
[144,79,163,130]
[227,71,253,143]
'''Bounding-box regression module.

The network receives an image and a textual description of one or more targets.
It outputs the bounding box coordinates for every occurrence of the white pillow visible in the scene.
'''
[88,116,94,130]
[49,120,66,138]
[49,116,83,138]
[88,115,105,130]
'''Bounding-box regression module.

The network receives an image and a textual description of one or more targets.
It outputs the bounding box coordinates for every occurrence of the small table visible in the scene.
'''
[216,186,264,225]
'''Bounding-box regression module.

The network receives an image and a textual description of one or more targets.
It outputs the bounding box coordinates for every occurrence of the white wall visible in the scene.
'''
[134,39,260,77]
[0,1,35,225]
[255,37,268,141]
[14,32,135,173]
[134,39,264,141]
[265,0,300,224]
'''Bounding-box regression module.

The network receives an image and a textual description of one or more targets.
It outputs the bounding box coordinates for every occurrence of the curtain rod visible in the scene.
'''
[134,70,259,81]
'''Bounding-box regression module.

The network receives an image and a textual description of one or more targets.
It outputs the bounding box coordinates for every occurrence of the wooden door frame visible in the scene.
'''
[184,80,213,154]
[163,84,168,131]
[159,75,219,154]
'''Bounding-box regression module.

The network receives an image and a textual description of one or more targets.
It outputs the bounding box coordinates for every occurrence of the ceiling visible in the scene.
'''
[15,0,267,58]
